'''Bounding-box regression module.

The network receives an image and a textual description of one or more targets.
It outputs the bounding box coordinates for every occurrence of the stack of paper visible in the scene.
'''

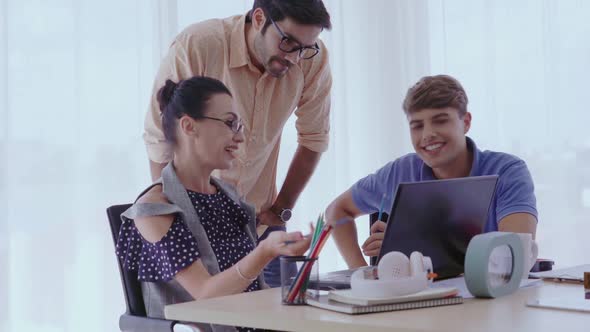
[306,287,462,314]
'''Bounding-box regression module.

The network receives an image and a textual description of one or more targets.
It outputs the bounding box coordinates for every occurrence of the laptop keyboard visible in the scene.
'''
[320,272,352,281]
[318,267,366,282]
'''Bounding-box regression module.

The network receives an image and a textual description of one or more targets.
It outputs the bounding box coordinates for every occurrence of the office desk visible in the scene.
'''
[165,282,588,332]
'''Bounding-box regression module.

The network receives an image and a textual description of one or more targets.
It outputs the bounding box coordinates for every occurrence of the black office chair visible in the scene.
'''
[369,211,389,266]
[107,204,180,332]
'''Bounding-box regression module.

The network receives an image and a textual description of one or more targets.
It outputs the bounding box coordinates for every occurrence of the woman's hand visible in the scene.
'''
[259,231,312,259]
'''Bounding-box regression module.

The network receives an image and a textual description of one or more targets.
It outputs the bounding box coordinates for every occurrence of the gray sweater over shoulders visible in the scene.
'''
[121,163,266,332]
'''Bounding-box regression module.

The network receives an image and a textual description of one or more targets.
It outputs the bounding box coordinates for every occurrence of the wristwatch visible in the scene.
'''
[273,206,293,223]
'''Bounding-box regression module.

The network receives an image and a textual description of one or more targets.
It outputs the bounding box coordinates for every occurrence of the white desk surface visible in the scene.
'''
[165,281,588,332]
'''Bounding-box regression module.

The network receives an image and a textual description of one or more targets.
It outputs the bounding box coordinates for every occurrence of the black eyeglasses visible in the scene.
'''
[201,116,244,133]
[268,17,320,60]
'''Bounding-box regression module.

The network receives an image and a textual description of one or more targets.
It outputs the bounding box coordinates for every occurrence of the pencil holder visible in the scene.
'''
[280,256,319,305]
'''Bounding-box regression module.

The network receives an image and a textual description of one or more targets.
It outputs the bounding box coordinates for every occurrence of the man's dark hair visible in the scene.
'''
[247,0,331,34]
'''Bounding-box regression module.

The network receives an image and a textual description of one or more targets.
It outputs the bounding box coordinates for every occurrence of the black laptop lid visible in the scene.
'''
[376,175,499,279]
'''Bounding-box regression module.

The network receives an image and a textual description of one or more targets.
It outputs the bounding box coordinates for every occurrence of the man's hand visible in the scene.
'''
[257,209,285,227]
[361,220,387,257]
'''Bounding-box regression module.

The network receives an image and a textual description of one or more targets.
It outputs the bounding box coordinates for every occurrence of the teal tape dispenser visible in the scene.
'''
[464,232,524,298]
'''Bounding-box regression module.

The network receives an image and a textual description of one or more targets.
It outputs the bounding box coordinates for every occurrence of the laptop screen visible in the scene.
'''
[377,175,499,280]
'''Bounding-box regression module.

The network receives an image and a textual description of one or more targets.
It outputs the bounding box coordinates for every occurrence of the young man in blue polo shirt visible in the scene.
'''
[326,75,538,269]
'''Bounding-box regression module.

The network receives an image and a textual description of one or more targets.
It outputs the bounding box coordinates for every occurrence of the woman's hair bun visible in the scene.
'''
[156,79,178,112]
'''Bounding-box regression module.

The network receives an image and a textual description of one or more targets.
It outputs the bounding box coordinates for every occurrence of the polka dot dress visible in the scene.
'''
[186,188,260,294]
[116,185,261,294]
[117,215,199,281]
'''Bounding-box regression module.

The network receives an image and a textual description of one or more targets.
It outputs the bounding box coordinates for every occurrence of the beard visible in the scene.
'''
[254,35,291,77]
[265,56,291,77]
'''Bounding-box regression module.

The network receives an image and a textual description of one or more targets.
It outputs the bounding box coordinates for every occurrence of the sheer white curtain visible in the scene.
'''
[1,0,166,331]
[427,0,590,267]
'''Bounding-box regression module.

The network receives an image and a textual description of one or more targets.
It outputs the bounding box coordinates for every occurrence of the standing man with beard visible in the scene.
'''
[143,0,332,287]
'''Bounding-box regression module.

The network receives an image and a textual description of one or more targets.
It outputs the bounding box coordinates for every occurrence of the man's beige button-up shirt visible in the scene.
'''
[144,14,332,211]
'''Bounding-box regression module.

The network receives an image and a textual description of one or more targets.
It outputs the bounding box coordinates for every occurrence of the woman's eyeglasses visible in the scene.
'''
[201,116,244,133]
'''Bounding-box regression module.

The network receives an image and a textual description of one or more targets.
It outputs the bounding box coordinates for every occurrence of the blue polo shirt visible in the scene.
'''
[351,137,538,232]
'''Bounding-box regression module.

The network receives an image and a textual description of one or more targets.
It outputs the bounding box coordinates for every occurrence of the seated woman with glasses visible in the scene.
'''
[116,76,311,325]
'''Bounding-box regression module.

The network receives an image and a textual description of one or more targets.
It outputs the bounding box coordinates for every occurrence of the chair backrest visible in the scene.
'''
[107,204,147,317]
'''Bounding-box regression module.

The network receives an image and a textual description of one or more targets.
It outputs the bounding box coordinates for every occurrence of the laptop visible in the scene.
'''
[315,175,499,289]
[529,264,590,282]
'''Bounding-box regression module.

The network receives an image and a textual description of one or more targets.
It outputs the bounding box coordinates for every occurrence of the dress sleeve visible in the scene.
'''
[116,215,201,282]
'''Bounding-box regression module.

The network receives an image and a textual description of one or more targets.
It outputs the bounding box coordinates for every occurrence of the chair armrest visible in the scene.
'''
[119,313,175,332]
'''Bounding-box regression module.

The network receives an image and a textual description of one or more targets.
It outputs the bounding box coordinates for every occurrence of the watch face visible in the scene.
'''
[280,209,292,222]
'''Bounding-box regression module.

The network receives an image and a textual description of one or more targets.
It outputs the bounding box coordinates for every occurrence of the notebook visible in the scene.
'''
[328,286,459,306]
[306,294,463,315]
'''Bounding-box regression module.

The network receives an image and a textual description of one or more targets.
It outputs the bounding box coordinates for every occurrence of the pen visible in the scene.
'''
[584,272,590,299]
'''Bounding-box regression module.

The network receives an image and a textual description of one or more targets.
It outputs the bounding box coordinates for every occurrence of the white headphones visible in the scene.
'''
[350,251,434,298]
